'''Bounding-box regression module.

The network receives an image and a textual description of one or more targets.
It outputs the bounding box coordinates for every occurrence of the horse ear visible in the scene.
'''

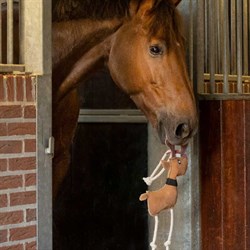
[129,0,139,16]
[129,0,181,18]
[171,0,182,6]
[129,0,155,17]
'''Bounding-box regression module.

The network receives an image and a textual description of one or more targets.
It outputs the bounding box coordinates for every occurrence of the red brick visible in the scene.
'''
[0,123,7,136]
[0,229,8,243]
[25,174,36,187]
[8,123,36,136]
[16,76,24,102]
[0,141,22,154]
[25,77,35,102]
[26,209,36,222]
[0,194,8,208]
[9,225,36,241]
[6,76,14,102]
[24,139,36,153]
[0,175,22,190]
[0,75,5,101]
[0,245,23,250]
[0,159,7,171]
[9,157,36,171]
[24,106,36,118]
[0,106,22,118]
[10,191,36,206]
[0,211,23,226]
[25,242,36,250]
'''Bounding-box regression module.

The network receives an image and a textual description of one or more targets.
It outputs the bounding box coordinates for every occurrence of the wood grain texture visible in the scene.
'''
[245,100,250,249]
[221,101,245,249]
[200,101,223,249]
[200,100,250,249]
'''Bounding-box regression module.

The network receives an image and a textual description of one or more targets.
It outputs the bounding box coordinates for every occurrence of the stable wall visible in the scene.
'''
[0,74,37,250]
[200,100,250,249]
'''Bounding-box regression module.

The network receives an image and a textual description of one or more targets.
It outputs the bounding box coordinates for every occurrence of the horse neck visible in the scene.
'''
[167,163,179,180]
[52,18,123,69]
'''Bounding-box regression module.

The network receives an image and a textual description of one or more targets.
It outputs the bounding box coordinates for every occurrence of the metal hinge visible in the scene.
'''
[45,137,55,158]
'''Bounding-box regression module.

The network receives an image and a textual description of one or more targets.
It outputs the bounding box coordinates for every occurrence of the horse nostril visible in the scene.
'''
[175,123,190,139]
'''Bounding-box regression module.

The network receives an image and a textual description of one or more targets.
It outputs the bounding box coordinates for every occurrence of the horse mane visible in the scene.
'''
[53,0,184,47]
[52,0,130,21]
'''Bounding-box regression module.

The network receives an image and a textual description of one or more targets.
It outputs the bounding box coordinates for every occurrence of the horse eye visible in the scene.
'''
[149,45,163,56]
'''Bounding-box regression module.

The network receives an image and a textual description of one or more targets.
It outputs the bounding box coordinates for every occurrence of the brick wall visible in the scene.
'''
[0,75,37,250]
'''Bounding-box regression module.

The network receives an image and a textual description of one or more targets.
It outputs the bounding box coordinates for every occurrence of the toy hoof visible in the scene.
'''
[139,192,148,201]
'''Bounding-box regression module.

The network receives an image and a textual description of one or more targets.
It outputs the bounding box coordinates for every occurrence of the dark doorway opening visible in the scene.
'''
[54,71,149,250]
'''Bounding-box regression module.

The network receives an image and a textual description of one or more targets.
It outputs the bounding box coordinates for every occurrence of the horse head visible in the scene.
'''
[108,0,197,147]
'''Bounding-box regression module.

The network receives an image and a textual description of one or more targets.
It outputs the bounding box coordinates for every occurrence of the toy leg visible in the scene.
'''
[150,215,159,250]
[164,209,174,250]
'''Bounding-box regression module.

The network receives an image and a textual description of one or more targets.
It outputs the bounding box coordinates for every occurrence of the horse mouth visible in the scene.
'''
[166,141,188,157]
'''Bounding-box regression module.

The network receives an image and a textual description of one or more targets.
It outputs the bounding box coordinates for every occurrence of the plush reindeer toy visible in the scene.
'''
[139,155,188,216]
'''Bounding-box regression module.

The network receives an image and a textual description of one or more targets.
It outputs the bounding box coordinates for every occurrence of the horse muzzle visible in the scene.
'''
[157,114,198,146]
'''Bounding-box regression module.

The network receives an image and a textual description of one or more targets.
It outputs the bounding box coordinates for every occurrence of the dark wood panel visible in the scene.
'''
[245,100,250,249]
[200,101,223,250]
[221,101,245,249]
[200,100,250,249]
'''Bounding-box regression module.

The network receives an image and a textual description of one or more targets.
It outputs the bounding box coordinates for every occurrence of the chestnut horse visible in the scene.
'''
[52,0,198,196]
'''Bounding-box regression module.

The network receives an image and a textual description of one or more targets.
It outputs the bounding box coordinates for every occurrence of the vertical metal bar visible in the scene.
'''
[7,0,13,64]
[243,0,248,75]
[236,0,242,93]
[231,0,236,74]
[189,0,193,83]
[19,0,24,63]
[204,0,208,73]
[219,0,224,75]
[216,0,220,73]
[0,1,2,63]
[249,0,250,73]
[197,0,205,94]
[208,0,215,93]
[219,0,225,74]
[222,0,229,94]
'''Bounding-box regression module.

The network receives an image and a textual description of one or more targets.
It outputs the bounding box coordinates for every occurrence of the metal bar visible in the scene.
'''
[19,0,24,63]
[204,0,208,73]
[204,73,250,82]
[199,94,250,101]
[222,0,229,94]
[215,0,220,73]
[188,0,193,83]
[231,0,236,74]
[7,0,13,64]
[79,109,144,116]
[219,0,224,74]
[243,0,248,75]
[78,109,146,123]
[0,1,2,63]
[249,0,250,71]
[197,0,205,94]
[0,63,25,72]
[78,115,147,123]
[236,0,243,93]
[208,0,215,93]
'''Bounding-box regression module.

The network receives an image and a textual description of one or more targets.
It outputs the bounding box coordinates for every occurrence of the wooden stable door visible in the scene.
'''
[200,100,250,249]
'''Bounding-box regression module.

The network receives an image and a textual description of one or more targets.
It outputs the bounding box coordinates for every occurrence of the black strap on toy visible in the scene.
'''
[166,178,178,187]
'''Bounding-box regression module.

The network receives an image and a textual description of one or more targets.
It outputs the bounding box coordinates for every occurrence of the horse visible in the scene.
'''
[52,0,198,197]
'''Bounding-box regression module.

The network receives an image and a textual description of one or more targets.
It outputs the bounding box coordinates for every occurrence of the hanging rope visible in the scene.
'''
[143,149,175,250]
[150,215,159,250]
[143,150,171,186]
[164,208,174,250]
